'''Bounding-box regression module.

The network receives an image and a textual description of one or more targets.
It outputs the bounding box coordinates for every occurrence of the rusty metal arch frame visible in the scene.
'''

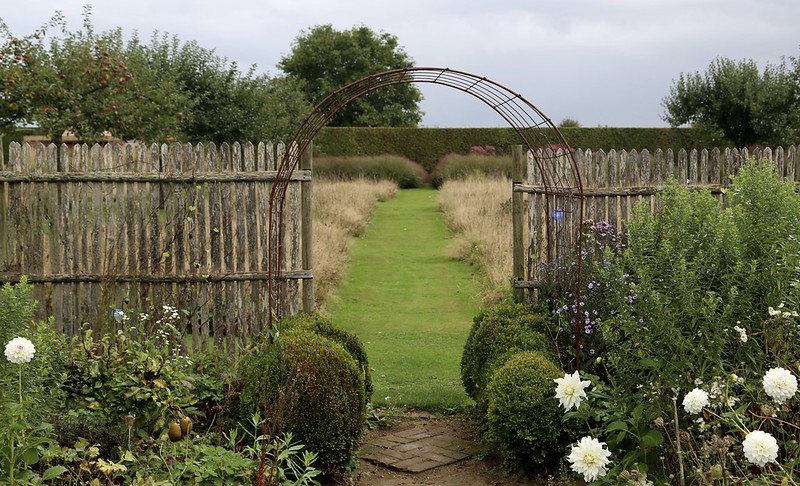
[267,67,584,359]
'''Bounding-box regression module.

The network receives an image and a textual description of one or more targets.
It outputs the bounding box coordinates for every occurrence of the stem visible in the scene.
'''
[8,427,15,485]
[672,397,686,486]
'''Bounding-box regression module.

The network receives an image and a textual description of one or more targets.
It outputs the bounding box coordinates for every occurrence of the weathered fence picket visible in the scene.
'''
[0,141,313,351]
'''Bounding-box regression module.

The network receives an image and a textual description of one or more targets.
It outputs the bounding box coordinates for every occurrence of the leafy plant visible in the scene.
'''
[278,312,373,402]
[461,300,555,407]
[555,157,800,483]
[233,328,366,476]
[484,351,573,473]
[60,306,207,440]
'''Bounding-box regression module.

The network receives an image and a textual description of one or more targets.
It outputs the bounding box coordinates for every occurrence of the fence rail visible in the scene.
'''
[513,145,799,301]
[0,141,313,350]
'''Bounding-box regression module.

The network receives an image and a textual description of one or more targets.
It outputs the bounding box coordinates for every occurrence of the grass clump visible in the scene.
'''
[429,153,512,189]
[314,155,426,188]
[438,175,514,303]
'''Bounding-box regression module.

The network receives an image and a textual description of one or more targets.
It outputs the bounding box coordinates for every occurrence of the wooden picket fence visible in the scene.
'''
[513,145,799,299]
[0,141,313,351]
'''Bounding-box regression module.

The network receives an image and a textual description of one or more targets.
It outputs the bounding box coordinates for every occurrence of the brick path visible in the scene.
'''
[359,415,480,473]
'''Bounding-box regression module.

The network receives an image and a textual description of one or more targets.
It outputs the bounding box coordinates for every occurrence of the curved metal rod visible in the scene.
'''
[267,67,584,364]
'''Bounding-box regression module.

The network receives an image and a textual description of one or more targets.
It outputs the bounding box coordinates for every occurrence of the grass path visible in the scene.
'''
[325,188,481,410]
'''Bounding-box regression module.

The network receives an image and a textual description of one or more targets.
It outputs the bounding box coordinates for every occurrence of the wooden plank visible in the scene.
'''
[512,145,525,302]
[594,149,608,224]
[243,142,260,333]
[195,143,210,350]
[220,143,235,350]
[206,143,223,348]
[233,142,249,340]
[607,150,619,230]
[300,144,314,314]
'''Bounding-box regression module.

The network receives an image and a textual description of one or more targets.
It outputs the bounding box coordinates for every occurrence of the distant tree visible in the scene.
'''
[558,118,581,128]
[278,24,423,127]
[149,34,310,143]
[662,56,800,146]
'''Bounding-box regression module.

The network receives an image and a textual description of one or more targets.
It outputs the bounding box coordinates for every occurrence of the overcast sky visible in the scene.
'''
[3,1,798,128]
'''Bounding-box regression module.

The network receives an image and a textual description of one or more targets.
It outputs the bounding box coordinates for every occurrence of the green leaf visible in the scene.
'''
[638,357,659,369]
[640,429,663,448]
[21,447,40,465]
[41,465,68,481]
[605,420,629,432]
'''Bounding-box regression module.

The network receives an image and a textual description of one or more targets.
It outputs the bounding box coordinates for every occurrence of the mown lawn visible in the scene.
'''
[325,188,481,410]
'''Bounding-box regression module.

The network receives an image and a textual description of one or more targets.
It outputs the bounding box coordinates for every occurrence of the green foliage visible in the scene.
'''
[0,8,309,145]
[0,278,36,346]
[234,329,366,476]
[484,351,571,472]
[279,24,422,128]
[278,312,373,402]
[51,415,128,460]
[558,117,581,128]
[60,308,208,441]
[158,34,310,143]
[461,301,555,405]
[0,280,69,483]
[602,158,800,397]
[663,56,800,146]
[429,153,512,188]
[315,126,730,172]
[570,157,800,482]
[131,440,257,484]
[0,279,68,425]
[314,154,425,188]
[0,7,190,143]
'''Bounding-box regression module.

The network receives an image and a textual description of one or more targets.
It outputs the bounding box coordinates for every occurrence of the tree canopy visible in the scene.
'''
[0,7,310,144]
[279,24,423,127]
[662,56,800,147]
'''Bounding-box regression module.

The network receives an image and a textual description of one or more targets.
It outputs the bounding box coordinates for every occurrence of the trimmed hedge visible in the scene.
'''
[277,312,373,402]
[461,300,555,407]
[233,328,366,475]
[485,351,572,472]
[316,127,731,172]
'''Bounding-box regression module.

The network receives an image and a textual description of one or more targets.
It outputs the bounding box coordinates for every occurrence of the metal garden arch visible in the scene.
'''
[267,67,585,357]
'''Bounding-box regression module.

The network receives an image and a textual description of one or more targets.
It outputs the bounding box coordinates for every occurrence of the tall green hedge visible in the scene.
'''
[315,127,732,172]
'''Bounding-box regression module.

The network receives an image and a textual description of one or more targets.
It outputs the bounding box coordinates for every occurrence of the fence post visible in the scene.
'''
[301,142,315,313]
[512,145,525,302]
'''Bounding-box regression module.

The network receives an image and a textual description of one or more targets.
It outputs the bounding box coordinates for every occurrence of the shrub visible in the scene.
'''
[429,153,512,188]
[277,312,373,402]
[485,351,571,473]
[314,154,426,188]
[461,300,555,405]
[59,307,204,440]
[51,415,128,460]
[234,328,366,476]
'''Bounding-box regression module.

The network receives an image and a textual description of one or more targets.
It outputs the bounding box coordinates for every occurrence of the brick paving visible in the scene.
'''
[359,417,481,473]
